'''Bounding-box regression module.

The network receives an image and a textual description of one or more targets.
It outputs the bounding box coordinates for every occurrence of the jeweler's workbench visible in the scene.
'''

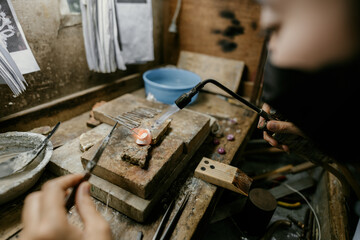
[0,88,258,240]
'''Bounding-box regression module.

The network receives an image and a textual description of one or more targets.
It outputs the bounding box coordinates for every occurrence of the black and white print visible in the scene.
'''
[0,0,26,53]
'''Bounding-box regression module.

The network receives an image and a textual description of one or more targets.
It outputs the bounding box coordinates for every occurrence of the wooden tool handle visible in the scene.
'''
[194,157,252,196]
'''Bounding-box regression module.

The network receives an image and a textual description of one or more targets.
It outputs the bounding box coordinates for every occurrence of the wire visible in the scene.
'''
[283,183,321,240]
[169,0,182,33]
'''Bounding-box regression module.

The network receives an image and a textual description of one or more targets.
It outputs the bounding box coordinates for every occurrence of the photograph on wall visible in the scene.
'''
[0,0,39,75]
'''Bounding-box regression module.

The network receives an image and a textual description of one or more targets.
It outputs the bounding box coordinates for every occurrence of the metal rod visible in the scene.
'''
[152,200,175,240]
[103,113,140,136]
[123,112,143,121]
[119,115,141,126]
[116,116,139,127]
[159,193,190,240]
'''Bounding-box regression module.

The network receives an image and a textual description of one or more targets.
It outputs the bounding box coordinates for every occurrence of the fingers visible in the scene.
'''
[40,174,84,223]
[266,120,305,137]
[263,131,290,152]
[75,182,112,239]
[41,174,84,206]
[22,192,42,231]
[42,174,84,192]
[258,103,271,129]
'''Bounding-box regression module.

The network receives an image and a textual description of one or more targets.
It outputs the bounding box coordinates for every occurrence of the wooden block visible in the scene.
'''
[194,157,252,196]
[81,127,184,198]
[50,112,92,148]
[93,94,166,127]
[93,94,173,145]
[49,93,211,221]
[139,118,172,145]
[177,51,245,96]
[94,93,210,153]
[168,109,210,153]
[48,120,210,222]
[79,123,111,152]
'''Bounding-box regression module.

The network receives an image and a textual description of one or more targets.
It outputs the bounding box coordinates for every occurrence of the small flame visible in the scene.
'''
[132,128,152,146]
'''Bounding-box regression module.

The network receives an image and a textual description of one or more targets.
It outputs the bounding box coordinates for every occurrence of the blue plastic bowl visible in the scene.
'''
[143,68,201,105]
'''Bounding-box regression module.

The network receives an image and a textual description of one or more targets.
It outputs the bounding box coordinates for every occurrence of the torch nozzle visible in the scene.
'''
[174,79,273,120]
[175,81,204,109]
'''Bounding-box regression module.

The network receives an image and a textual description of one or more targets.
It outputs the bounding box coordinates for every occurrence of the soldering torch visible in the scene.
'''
[175,79,332,164]
[175,79,273,121]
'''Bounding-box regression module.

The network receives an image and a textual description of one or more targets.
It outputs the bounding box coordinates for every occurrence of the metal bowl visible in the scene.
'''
[0,132,53,205]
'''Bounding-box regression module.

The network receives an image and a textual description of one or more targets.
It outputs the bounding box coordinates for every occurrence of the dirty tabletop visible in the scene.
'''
[0,89,258,240]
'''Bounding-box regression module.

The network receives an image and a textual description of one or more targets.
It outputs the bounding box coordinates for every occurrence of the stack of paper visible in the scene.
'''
[80,0,126,73]
[115,0,154,64]
[0,0,40,96]
[0,43,26,96]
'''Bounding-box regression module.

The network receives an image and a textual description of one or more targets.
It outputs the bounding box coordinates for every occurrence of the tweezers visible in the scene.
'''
[152,192,190,240]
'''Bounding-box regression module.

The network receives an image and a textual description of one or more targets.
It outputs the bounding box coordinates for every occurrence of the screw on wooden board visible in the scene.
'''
[194,157,252,196]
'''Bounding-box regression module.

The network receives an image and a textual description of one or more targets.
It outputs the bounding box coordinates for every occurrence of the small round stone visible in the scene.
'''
[227,134,235,141]
[213,138,220,145]
[217,147,226,154]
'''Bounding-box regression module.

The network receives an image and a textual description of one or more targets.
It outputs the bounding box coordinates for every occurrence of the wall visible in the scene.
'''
[163,0,265,93]
[0,0,265,128]
[0,0,164,118]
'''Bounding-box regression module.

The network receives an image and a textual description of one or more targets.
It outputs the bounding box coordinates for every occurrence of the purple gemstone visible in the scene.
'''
[218,147,226,154]
[227,134,235,141]
[213,138,220,145]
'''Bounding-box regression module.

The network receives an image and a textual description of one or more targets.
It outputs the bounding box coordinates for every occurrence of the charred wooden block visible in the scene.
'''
[121,144,151,168]
[81,126,184,199]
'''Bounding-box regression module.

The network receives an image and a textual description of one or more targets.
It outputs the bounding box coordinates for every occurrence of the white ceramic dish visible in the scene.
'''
[0,132,53,205]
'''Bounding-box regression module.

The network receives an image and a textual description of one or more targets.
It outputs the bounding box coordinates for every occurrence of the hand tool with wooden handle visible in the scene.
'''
[65,122,117,211]
[194,157,252,196]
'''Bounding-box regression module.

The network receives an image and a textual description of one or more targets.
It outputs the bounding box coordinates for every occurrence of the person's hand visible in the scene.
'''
[20,174,112,240]
[258,103,304,152]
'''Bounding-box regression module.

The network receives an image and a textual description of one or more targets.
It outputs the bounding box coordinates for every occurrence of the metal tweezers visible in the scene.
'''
[152,192,191,240]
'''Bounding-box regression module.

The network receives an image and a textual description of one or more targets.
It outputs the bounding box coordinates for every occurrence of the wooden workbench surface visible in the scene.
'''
[0,89,258,240]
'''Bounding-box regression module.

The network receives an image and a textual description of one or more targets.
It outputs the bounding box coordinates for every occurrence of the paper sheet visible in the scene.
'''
[80,0,126,73]
[0,0,39,75]
[116,0,154,64]
[0,0,39,96]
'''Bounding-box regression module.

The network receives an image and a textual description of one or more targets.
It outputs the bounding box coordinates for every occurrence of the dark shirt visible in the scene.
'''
[262,57,360,162]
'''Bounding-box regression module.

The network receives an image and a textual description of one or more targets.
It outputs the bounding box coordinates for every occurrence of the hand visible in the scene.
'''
[258,103,304,152]
[20,174,112,240]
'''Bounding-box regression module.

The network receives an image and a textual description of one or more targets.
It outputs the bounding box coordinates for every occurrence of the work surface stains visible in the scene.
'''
[212,10,245,52]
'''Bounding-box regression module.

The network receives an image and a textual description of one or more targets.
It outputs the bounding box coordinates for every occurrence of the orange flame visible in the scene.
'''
[132,128,152,146]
